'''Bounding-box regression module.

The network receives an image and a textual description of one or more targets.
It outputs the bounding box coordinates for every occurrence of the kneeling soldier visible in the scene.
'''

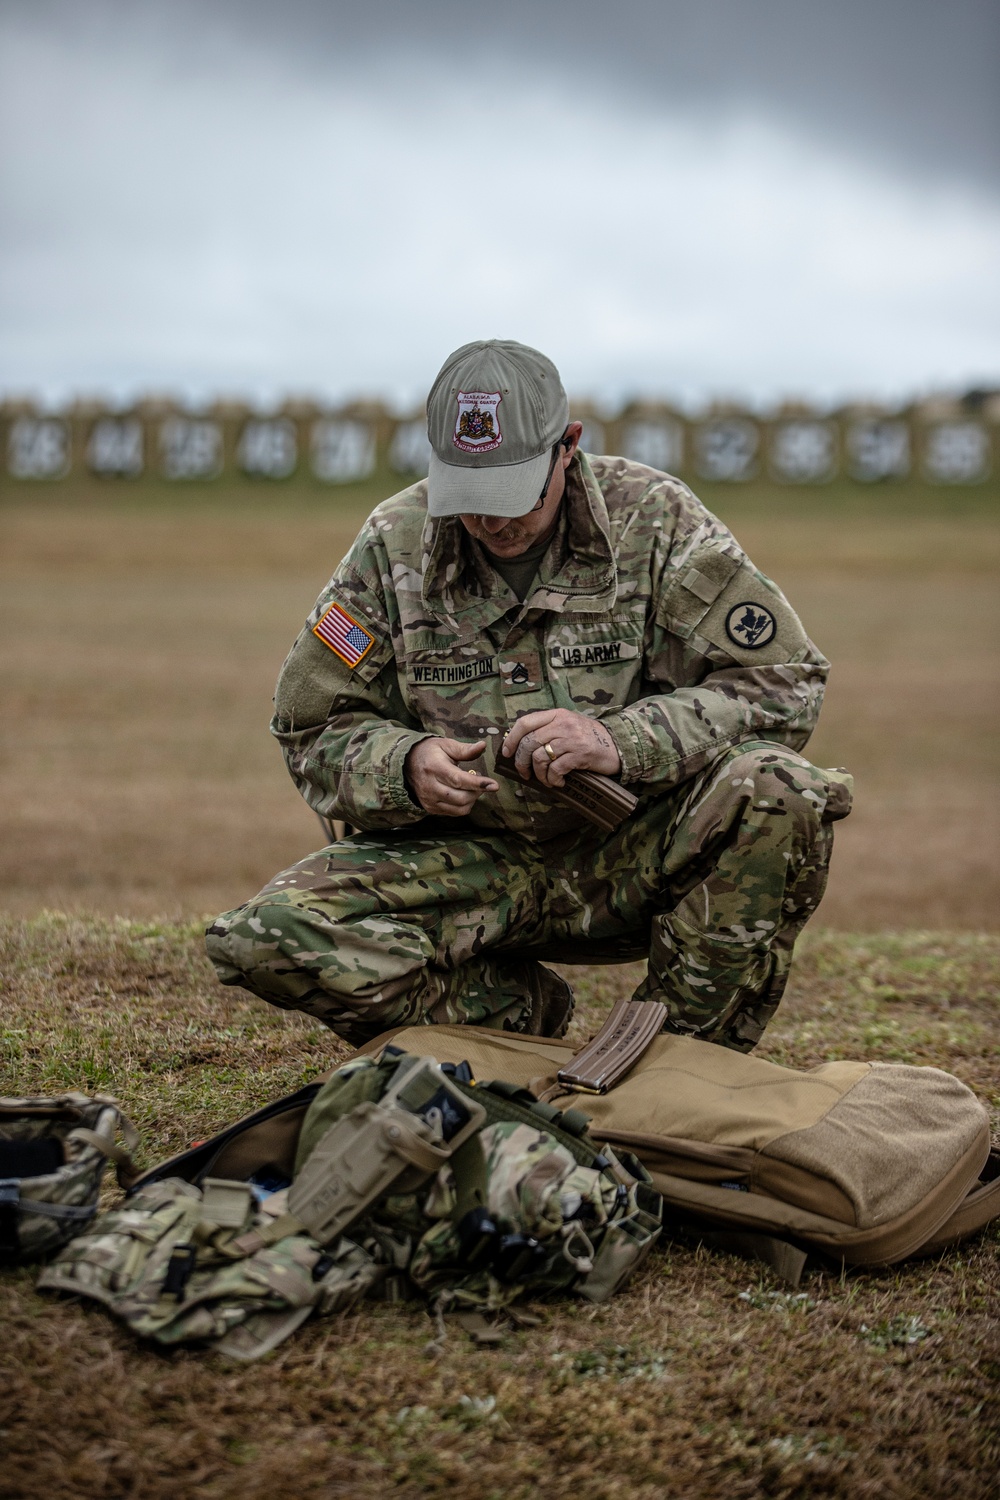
[207,340,850,1050]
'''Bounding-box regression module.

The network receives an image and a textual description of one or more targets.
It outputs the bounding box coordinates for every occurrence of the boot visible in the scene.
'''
[513,961,575,1039]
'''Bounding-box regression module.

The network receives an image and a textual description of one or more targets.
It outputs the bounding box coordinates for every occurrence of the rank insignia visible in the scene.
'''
[725,601,776,650]
[313,602,377,667]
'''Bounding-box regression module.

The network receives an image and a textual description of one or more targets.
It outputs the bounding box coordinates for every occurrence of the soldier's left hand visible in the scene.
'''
[502,708,621,787]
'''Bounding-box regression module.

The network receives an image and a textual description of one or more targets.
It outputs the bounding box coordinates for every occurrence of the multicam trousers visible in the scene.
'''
[206,742,850,1052]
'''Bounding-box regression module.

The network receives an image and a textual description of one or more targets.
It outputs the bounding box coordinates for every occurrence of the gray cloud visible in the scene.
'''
[1,0,998,405]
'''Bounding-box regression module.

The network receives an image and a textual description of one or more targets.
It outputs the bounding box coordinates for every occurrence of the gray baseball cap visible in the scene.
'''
[425,339,570,517]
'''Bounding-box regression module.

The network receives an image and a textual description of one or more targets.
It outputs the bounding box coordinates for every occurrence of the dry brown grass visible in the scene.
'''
[0,914,998,1500]
[1,482,998,927]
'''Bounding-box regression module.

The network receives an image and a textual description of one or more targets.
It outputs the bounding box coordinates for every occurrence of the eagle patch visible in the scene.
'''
[725,601,776,650]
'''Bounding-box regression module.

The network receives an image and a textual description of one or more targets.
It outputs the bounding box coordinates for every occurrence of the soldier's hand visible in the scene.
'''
[502,709,621,788]
[404,737,499,817]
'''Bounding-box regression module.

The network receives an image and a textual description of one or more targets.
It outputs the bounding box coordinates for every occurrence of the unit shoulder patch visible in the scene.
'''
[725,601,777,651]
[312,601,378,667]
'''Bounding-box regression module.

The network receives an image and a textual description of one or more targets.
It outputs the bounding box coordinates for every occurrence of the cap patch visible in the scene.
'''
[725,601,777,650]
[453,391,502,454]
[313,601,377,667]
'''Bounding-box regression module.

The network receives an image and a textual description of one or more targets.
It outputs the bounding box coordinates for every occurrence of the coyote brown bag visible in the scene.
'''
[350,1006,1000,1277]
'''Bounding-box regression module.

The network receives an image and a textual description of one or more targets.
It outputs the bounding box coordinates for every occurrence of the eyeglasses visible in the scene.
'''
[529,429,572,511]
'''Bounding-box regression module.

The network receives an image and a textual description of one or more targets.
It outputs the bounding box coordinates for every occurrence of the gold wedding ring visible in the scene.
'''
[543,742,557,762]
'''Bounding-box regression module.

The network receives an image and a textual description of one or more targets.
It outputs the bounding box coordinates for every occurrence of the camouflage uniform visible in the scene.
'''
[208,454,845,1049]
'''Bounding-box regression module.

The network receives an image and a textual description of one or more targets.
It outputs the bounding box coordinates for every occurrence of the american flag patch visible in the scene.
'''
[312,602,377,667]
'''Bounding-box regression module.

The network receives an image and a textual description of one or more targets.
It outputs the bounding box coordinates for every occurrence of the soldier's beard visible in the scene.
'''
[462,512,559,557]
[471,519,530,552]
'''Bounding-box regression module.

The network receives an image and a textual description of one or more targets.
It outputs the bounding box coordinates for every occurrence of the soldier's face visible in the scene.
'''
[458,423,582,558]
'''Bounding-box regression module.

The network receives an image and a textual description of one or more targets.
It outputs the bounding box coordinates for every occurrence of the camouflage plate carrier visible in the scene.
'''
[38,1049,662,1359]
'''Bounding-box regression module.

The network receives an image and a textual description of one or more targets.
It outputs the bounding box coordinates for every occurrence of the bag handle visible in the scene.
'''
[68,1105,141,1189]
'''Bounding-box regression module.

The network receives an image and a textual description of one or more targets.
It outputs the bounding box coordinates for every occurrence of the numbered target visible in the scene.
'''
[311,419,376,482]
[7,416,70,479]
[389,420,432,477]
[846,419,910,481]
[88,418,143,476]
[237,418,297,478]
[770,421,836,483]
[620,418,683,473]
[159,417,223,480]
[695,418,759,481]
[922,422,990,483]
[576,419,605,455]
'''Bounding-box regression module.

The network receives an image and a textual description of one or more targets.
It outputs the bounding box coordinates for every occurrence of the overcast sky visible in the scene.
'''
[2,0,998,409]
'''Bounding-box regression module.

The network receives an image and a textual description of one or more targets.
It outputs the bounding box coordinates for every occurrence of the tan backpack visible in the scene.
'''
[348,1008,999,1283]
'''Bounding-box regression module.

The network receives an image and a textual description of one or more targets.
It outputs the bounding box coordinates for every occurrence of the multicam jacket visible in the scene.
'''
[272,455,828,839]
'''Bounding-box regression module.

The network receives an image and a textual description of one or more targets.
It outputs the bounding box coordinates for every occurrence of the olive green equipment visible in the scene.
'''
[287,1055,486,1244]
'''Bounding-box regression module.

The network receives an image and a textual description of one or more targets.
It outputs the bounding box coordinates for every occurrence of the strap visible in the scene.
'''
[230,1211,304,1257]
[557,998,667,1094]
[13,1197,97,1223]
[0,1179,20,1258]
[68,1110,141,1189]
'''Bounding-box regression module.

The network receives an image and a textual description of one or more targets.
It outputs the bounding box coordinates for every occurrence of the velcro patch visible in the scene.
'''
[312,602,377,667]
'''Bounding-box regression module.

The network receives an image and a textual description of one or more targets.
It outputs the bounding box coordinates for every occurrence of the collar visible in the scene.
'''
[420,451,618,630]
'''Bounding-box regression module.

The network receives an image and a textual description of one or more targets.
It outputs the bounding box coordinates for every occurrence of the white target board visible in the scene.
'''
[922,422,990,483]
[620,418,683,473]
[237,419,297,478]
[389,420,432,477]
[846,419,910,481]
[311,419,376,482]
[7,416,70,479]
[159,417,223,480]
[770,421,836,483]
[695,418,759,481]
[88,418,143,476]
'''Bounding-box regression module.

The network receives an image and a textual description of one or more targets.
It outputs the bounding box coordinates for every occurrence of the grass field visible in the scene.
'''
[2,475,998,927]
[1,475,998,1498]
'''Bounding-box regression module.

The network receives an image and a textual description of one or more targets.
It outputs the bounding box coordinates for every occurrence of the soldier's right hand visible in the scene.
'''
[404,737,499,817]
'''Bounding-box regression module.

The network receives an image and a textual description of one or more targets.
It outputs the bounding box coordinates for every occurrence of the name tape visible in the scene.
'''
[408,655,497,686]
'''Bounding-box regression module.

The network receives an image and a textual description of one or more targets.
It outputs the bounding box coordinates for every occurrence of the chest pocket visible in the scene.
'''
[547,619,644,712]
[403,647,502,733]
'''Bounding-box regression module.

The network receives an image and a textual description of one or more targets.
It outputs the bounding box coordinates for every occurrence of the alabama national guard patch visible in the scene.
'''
[725,601,776,650]
[453,391,503,454]
[313,601,377,667]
